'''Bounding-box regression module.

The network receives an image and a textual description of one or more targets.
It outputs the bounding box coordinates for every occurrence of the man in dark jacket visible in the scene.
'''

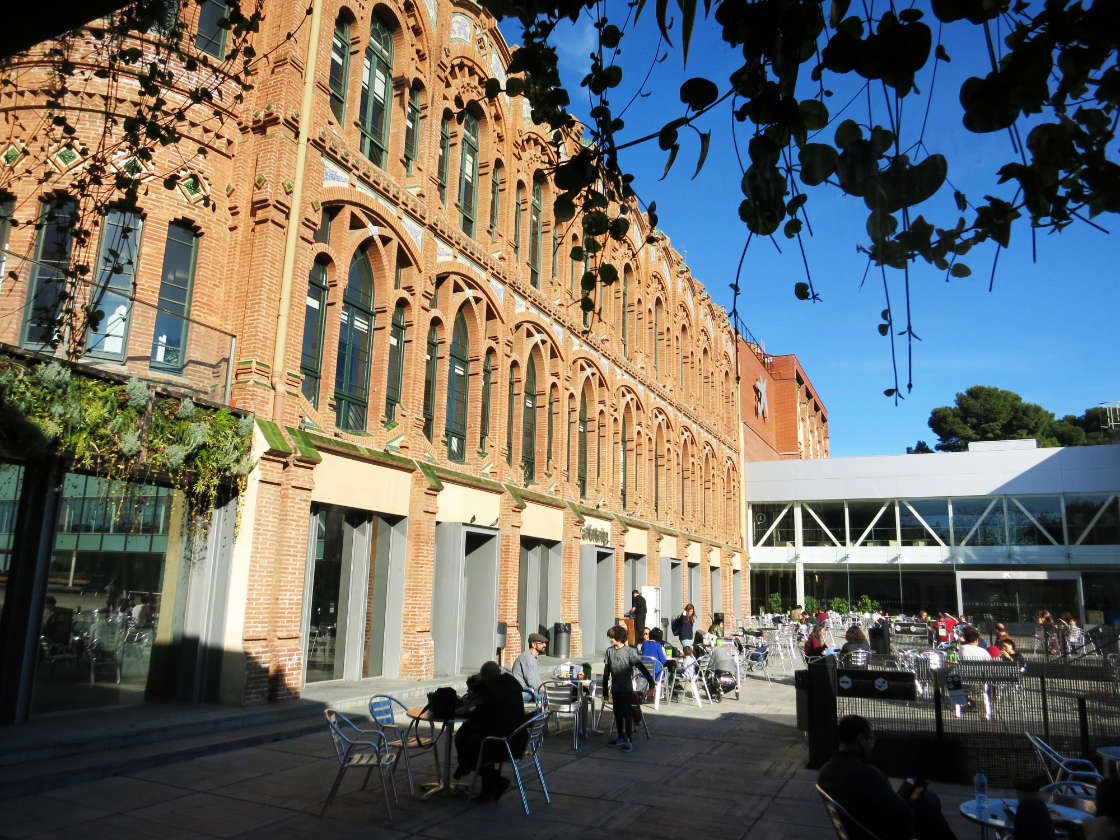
[818,715,957,840]
[454,661,528,802]
[629,589,647,646]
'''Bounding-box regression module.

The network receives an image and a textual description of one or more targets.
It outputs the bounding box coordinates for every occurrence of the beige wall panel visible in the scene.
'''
[625,527,647,554]
[687,541,702,564]
[311,452,411,516]
[660,535,678,558]
[435,482,501,525]
[522,502,563,540]
[708,546,720,567]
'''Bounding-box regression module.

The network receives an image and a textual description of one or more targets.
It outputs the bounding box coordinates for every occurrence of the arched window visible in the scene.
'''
[446,312,469,461]
[195,0,228,57]
[621,268,630,357]
[359,18,393,167]
[335,250,374,430]
[151,221,199,371]
[437,116,451,204]
[522,356,537,482]
[422,323,438,441]
[459,115,479,236]
[513,183,524,261]
[404,83,421,172]
[480,351,493,449]
[87,207,142,361]
[620,413,629,509]
[654,434,662,517]
[654,301,663,374]
[384,303,406,420]
[300,258,329,407]
[489,162,502,234]
[328,16,351,122]
[577,392,588,498]
[506,368,516,465]
[547,387,556,469]
[528,180,543,288]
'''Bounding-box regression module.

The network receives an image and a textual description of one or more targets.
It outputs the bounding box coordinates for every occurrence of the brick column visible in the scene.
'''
[398,469,440,679]
[645,528,661,586]
[613,519,627,635]
[497,490,525,668]
[562,506,584,657]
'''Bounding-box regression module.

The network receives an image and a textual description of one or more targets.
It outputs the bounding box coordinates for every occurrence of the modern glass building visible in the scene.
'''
[746,440,1120,625]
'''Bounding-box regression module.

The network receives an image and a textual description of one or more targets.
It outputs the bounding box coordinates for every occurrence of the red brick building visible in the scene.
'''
[0,0,746,716]
[738,340,829,462]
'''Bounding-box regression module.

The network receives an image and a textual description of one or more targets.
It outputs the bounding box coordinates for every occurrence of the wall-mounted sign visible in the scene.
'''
[581,525,610,545]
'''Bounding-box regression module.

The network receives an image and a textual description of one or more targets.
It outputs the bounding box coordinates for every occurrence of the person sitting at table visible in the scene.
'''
[1083,778,1120,840]
[1014,797,1056,840]
[511,632,547,699]
[677,646,698,680]
[958,625,996,660]
[818,714,958,840]
[841,625,871,655]
[997,636,1026,667]
[453,661,528,802]
[640,627,668,681]
[805,624,828,658]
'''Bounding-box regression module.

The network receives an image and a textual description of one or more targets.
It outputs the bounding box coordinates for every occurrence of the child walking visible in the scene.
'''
[602,624,655,751]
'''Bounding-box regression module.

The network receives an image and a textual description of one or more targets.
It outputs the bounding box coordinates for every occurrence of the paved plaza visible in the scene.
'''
[0,675,994,839]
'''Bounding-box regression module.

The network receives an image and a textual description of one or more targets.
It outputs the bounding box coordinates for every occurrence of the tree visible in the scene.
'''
[906,440,933,454]
[477,0,1119,395]
[927,386,1111,450]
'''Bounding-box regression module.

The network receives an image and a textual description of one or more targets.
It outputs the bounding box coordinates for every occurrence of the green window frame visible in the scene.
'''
[150,221,199,371]
[86,208,142,360]
[359,19,393,167]
[384,303,406,421]
[22,197,76,349]
[334,250,374,431]
[422,323,438,441]
[480,352,492,450]
[300,259,329,407]
[621,414,629,509]
[546,388,556,470]
[653,303,661,373]
[521,356,537,482]
[622,270,629,356]
[195,0,228,58]
[458,114,479,236]
[528,180,543,288]
[437,116,451,204]
[577,392,588,499]
[489,162,501,234]
[505,369,515,465]
[513,184,524,261]
[445,312,469,461]
[404,83,421,172]
[329,17,351,122]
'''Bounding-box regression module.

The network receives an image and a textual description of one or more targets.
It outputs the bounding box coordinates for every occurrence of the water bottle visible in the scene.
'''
[974,771,988,817]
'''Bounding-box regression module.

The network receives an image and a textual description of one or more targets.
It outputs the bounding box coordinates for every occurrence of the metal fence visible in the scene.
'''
[835,657,1120,787]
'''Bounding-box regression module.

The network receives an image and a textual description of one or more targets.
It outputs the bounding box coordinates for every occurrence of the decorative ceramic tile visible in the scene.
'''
[488,278,504,303]
[450,13,472,42]
[322,159,349,186]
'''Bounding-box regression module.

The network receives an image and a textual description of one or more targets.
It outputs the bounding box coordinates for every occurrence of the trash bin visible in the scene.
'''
[496,621,507,650]
[551,622,571,658]
[869,623,890,655]
[794,669,811,731]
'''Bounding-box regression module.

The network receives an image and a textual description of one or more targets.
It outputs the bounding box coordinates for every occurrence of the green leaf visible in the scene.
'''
[609,217,630,240]
[878,323,890,335]
[506,77,524,97]
[800,100,829,133]
[581,271,598,292]
[692,131,711,179]
[798,144,839,186]
[655,0,673,45]
[794,282,811,300]
[554,195,576,223]
[678,0,697,64]
[680,78,719,110]
[835,119,862,149]
[829,0,851,28]
[599,263,619,284]
[570,245,585,261]
[661,144,680,179]
[949,263,971,277]
[601,24,622,48]
[935,44,950,62]
[783,218,803,238]
[484,78,501,99]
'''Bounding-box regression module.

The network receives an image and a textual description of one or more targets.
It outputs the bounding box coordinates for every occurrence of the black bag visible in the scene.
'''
[671,615,682,637]
[426,686,460,720]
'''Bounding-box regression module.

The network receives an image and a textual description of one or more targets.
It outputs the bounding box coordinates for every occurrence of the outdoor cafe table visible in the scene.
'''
[405,705,470,798]
[959,797,1093,840]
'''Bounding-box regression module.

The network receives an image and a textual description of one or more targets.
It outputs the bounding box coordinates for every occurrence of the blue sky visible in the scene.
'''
[498,4,1120,457]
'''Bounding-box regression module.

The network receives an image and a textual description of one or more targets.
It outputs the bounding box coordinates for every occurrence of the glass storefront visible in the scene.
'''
[961,576,1080,625]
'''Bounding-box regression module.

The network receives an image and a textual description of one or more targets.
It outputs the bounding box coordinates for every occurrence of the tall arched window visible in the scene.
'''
[506,368,516,465]
[653,301,662,373]
[359,18,393,166]
[335,251,374,431]
[621,268,630,357]
[480,351,493,449]
[328,16,351,122]
[437,116,451,204]
[522,356,537,482]
[489,162,502,234]
[446,312,469,461]
[384,302,406,420]
[404,83,421,172]
[300,258,329,407]
[513,183,524,260]
[528,180,543,288]
[546,387,556,470]
[459,115,479,236]
[577,392,588,498]
[620,413,629,509]
[422,323,438,441]
[654,433,663,516]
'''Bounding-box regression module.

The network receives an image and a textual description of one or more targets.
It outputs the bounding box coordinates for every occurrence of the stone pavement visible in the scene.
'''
[0,673,994,840]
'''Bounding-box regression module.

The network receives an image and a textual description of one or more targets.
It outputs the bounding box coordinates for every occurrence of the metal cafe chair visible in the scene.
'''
[744,644,772,684]
[839,649,870,669]
[367,694,438,797]
[470,710,552,816]
[541,679,583,750]
[817,783,892,840]
[322,709,398,820]
[640,655,669,710]
[1027,732,1103,785]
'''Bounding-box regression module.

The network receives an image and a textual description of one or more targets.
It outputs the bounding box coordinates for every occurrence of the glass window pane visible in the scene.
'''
[802,501,845,546]
[848,501,895,545]
[151,223,197,369]
[195,0,228,57]
[1008,496,1062,545]
[952,497,1005,546]
[1066,494,1119,545]
[751,503,793,547]
[24,198,77,347]
[900,499,950,546]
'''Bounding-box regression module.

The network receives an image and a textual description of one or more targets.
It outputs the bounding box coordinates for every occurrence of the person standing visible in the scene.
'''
[511,632,547,698]
[602,625,655,752]
[629,589,647,646]
[672,603,696,652]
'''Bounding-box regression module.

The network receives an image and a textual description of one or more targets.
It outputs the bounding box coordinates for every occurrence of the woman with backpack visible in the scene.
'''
[671,603,696,652]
